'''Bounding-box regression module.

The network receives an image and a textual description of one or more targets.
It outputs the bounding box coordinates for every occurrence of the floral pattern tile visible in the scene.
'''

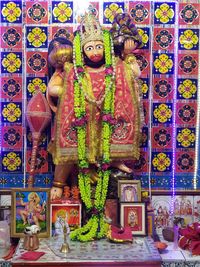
[128,1,150,25]
[153,103,173,124]
[26,149,48,173]
[178,54,198,75]
[2,151,22,172]
[1,1,22,24]
[153,53,174,74]
[1,102,22,123]
[0,0,199,191]
[52,1,73,23]
[26,77,48,98]
[153,28,174,51]
[175,151,195,173]
[26,51,48,74]
[1,52,22,74]
[153,78,174,100]
[179,29,199,50]
[88,2,99,19]
[103,2,124,24]
[152,127,173,149]
[151,152,172,172]
[179,3,200,25]
[25,1,48,24]
[154,2,176,25]
[138,27,150,50]
[26,127,49,148]
[176,127,196,148]
[177,78,197,100]
[176,102,197,125]
[0,77,22,101]
[0,26,22,49]
[139,78,149,99]
[136,52,150,75]
[26,26,48,49]
[2,126,23,149]
[50,26,73,41]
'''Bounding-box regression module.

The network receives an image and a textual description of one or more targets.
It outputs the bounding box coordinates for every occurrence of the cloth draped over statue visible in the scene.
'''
[48,57,141,165]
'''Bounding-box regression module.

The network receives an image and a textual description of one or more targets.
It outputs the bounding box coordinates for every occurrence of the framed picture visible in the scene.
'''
[120,202,147,236]
[0,189,11,224]
[0,189,11,207]
[50,203,81,236]
[11,188,50,238]
[118,180,141,202]
[151,190,200,234]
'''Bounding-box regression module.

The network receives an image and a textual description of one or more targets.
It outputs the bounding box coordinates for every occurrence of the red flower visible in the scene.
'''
[105,66,113,75]
[102,114,116,125]
[72,116,87,127]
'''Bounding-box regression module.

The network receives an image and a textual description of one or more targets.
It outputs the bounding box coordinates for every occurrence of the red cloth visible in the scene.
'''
[178,223,200,255]
[20,251,45,261]
[107,225,133,243]
[2,245,17,260]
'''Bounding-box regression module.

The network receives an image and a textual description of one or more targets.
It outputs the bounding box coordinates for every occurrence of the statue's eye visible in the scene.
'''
[96,44,103,49]
[85,46,93,51]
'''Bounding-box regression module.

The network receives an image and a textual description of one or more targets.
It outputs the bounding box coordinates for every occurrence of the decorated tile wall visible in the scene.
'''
[0,0,199,191]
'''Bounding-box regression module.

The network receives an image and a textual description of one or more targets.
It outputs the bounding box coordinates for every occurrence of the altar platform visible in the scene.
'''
[11,237,162,267]
[4,236,200,267]
[160,239,200,267]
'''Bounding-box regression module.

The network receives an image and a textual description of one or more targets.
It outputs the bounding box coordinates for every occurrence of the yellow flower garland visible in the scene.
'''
[70,30,116,242]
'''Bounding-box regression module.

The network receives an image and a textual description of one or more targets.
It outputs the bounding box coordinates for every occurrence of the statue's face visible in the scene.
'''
[83,40,104,63]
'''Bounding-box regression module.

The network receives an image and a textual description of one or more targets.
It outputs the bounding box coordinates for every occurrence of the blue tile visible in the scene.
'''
[52,1,73,23]
[103,2,125,24]
[1,102,22,123]
[1,151,23,173]
[26,26,48,49]
[177,78,198,100]
[154,2,176,25]
[178,29,199,50]
[0,0,22,24]
[1,52,22,74]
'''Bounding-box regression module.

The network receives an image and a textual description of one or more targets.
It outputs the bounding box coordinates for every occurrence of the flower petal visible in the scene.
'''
[109,3,119,11]
[104,8,112,19]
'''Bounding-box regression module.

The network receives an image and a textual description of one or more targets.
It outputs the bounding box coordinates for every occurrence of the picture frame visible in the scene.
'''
[120,202,147,236]
[11,188,50,238]
[0,189,11,224]
[118,180,141,202]
[0,189,11,207]
[50,203,81,236]
[151,190,200,234]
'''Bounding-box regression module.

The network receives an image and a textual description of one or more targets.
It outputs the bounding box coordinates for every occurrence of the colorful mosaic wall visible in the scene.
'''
[0,0,199,191]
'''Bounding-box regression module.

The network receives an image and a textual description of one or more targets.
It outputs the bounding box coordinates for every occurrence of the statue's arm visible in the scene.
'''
[123,39,141,78]
[48,71,64,98]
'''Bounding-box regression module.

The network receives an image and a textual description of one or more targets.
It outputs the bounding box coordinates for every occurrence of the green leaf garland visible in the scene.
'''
[70,30,116,241]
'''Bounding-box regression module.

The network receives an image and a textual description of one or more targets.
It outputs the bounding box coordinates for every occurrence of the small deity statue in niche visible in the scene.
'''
[47,13,143,241]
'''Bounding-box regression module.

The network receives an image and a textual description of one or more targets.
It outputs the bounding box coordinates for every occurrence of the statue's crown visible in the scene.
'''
[80,13,103,47]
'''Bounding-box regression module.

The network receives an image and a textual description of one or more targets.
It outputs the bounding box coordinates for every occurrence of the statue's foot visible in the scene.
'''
[111,162,132,173]
[51,186,63,200]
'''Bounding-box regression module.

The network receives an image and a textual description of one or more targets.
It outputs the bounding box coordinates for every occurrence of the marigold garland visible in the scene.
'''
[70,30,116,242]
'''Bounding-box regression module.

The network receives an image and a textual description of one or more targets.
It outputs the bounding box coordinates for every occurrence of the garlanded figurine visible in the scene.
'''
[47,13,143,241]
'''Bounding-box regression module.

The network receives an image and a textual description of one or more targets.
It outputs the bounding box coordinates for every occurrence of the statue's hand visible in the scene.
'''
[124,39,136,56]
[51,187,63,200]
